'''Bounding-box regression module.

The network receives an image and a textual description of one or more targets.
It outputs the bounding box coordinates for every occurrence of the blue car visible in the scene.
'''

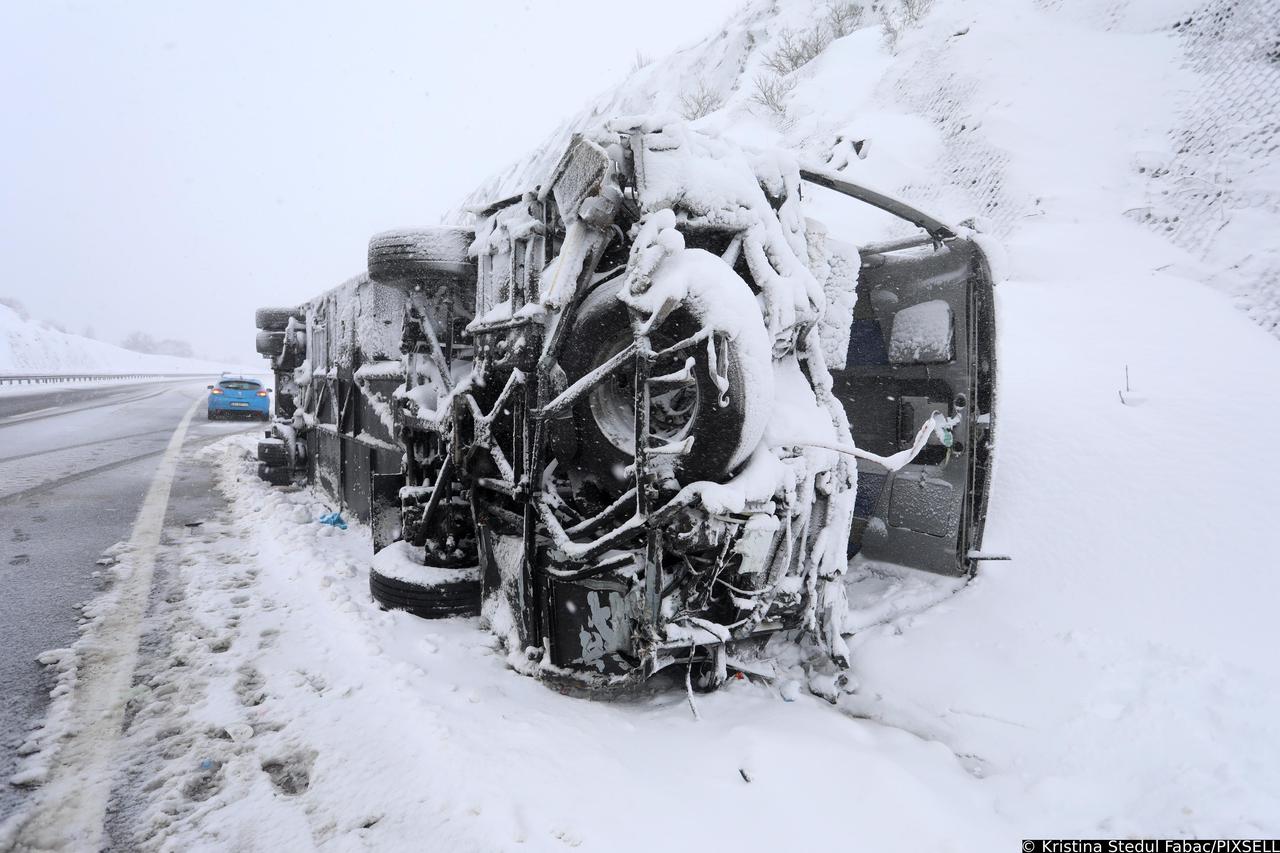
[207,375,271,420]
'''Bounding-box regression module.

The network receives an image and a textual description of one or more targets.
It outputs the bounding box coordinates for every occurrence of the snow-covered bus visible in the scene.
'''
[253,120,997,694]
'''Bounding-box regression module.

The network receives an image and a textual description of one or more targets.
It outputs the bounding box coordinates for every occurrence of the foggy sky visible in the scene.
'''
[0,0,742,362]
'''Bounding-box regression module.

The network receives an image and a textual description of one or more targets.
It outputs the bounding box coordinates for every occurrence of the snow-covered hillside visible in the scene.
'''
[0,303,240,376]
[467,0,1280,336]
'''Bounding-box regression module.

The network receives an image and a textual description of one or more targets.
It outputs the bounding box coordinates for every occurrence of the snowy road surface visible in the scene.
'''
[0,380,254,824]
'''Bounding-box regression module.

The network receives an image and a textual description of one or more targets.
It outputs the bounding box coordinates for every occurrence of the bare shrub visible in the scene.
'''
[825,2,866,38]
[881,0,934,50]
[762,25,832,76]
[632,50,652,72]
[902,0,934,24]
[680,81,726,120]
[750,74,797,126]
[880,6,903,51]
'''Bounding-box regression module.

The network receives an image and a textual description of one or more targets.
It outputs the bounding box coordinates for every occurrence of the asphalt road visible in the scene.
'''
[0,379,260,821]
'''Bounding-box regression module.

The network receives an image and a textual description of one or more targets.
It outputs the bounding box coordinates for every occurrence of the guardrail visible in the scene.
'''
[0,372,216,387]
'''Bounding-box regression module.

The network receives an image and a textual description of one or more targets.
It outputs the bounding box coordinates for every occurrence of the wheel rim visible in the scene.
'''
[586,332,700,456]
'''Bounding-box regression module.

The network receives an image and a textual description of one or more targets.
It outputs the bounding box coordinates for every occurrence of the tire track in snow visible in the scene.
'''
[2,398,199,852]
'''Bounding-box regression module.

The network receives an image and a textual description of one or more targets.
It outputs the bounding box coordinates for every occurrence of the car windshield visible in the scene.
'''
[219,381,260,391]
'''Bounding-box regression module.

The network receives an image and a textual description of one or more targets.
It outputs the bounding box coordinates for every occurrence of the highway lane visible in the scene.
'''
[0,380,261,821]
[0,379,197,422]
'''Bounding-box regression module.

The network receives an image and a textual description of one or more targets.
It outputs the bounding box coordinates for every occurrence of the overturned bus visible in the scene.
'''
[252,120,997,692]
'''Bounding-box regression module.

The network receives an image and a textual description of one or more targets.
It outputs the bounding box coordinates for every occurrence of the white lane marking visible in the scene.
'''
[0,405,60,422]
[6,396,200,852]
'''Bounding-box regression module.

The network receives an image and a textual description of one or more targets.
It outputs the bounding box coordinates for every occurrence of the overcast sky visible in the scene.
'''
[0,0,742,362]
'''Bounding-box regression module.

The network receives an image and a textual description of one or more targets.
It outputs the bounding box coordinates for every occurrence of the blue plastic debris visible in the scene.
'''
[317,512,347,530]
[199,758,214,770]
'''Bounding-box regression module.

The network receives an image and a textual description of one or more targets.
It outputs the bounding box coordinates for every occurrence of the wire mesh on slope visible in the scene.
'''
[1155,0,1280,335]
[893,0,1279,336]
[876,40,1022,236]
